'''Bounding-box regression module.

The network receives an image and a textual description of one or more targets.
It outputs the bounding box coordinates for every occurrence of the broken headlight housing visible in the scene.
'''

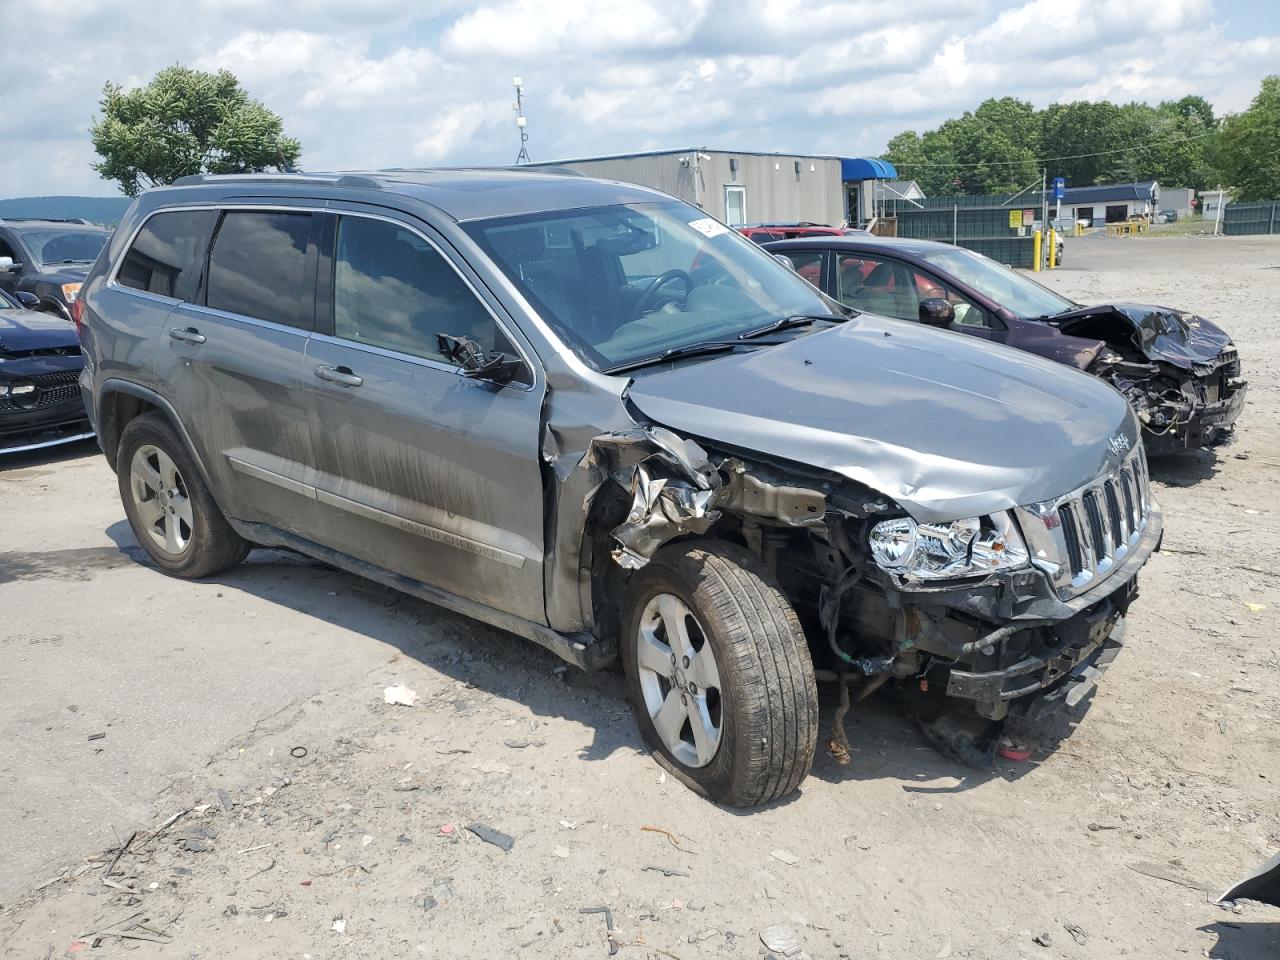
[869,513,1029,580]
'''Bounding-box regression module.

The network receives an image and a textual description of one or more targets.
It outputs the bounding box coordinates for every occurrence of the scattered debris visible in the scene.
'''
[503,738,544,748]
[332,917,346,933]
[1128,861,1217,896]
[87,732,106,742]
[580,905,619,956]
[760,925,802,956]
[466,822,515,852]
[1064,921,1087,945]
[558,820,578,830]
[1244,602,1267,613]
[1033,931,1053,947]
[643,865,690,877]
[439,824,456,836]
[553,846,571,858]
[217,788,234,812]
[237,843,273,855]
[1087,822,1118,832]
[642,825,691,852]
[101,831,136,888]
[79,909,173,945]
[770,849,800,866]
[290,746,308,759]
[997,737,1033,762]
[383,684,418,706]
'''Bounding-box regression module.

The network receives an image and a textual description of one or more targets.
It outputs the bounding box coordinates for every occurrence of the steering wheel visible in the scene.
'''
[634,269,692,318]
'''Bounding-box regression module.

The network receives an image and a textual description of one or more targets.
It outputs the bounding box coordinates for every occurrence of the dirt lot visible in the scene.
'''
[1,236,1278,959]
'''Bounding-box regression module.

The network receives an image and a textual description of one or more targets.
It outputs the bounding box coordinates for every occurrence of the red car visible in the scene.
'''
[736,222,861,244]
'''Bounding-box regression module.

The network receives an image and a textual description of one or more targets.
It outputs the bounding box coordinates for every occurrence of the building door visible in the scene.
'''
[724,186,746,226]
[1105,204,1128,223]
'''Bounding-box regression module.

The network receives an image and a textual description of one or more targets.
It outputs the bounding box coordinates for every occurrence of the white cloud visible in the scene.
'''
[0,0,1275,197]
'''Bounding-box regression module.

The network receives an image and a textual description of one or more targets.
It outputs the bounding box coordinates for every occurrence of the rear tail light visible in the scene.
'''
[71,297,85,340]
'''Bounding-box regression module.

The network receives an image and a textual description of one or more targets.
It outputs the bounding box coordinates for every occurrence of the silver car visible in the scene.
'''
[77,170,1161,805]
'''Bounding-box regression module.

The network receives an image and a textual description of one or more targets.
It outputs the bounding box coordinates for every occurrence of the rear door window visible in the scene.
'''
[116,209,218,301]
[331,215,514,365]
[206,211,315,329]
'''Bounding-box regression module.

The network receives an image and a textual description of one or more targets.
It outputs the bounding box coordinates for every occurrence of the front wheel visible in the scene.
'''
[622,540,818,806]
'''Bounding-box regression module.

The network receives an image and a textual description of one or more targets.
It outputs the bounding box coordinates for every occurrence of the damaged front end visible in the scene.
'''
[592,421,1162,759]
[1058,303,1247,453]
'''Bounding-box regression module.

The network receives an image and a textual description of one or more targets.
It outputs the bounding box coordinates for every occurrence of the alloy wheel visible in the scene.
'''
[635,593,723,768]
[129,444,194,556]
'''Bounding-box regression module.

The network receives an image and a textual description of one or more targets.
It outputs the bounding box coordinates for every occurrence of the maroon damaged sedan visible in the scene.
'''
[765,236,1246,454]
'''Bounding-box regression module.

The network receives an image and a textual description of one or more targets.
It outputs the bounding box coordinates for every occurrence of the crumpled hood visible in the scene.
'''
[626,314,1140,523]
[1054,302,1232,370]
[0,309,78,354]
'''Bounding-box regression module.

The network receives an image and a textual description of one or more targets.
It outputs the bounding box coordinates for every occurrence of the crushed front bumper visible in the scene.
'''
[1148,379,1247,453]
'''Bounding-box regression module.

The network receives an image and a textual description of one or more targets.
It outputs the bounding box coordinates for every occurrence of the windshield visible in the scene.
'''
[917,246,1075,318]
[19,229,107,265]
[466,201,840,371]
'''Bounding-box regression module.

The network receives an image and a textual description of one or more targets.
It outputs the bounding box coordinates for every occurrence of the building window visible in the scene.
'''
[724,186,747,226]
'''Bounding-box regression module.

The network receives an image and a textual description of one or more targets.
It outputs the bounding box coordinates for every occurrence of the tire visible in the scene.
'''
[621,539,818,806]
[116,412,249,578]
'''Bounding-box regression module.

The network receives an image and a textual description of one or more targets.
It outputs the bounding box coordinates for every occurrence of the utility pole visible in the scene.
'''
[513,77,531,165]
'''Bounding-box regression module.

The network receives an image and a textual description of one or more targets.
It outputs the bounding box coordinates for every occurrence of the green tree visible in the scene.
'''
[1214,75,1280,200]
[91,66,301,197]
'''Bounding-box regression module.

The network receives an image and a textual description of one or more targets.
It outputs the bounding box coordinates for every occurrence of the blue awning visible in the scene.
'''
[841,157,897,181]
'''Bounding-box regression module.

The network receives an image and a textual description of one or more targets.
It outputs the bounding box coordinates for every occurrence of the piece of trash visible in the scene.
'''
[936,935,953,958]
[558,820,577,830]
[997,737,1032,762]
[504,738,544,748]
[642,825,689,851]
[553,846,570,858]
[383,684,418,706]
[657,770,667,784]
[827,737,852,765]
[643,865,690,877]
[301,879,312,887]
[1087,822,1118,832]
[1064,921,1087,945]
[760,925,802,956]
[771,849,800,866]
[88,733,106,742]
[466,822,515,852]
[1033,931,1052,947]
[1244,602,1267,613]
[439,823,456,836]
[290,746,308,759]
[217,788,233,812]
[332,917,346,933]
[580,906,618,956]
[362,835,373,846]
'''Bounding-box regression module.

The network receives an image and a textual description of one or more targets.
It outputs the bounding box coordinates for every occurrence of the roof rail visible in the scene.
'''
[170,172,384,189]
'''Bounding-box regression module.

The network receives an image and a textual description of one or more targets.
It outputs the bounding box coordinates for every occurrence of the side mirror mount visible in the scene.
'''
[436,333,523,385]
[918,298,955,328]
[772,254,797,271]
[0,256,22,274]
[14,291,38,308]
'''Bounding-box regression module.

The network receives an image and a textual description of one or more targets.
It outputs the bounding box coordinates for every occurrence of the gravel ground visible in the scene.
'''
[1,236,1277,959]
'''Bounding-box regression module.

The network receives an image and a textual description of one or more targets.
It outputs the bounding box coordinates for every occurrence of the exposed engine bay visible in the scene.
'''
[1054,302,1247,453]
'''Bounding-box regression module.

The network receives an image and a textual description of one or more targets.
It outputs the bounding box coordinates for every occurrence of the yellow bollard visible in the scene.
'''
[1032,229,1042,272]
[1047,228,1057,269]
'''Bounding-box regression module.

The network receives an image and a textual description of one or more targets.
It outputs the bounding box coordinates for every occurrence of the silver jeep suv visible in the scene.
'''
[78,170,1161,806]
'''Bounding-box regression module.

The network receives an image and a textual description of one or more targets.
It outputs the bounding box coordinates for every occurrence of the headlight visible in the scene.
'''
[869,513,1029,580]
[61,282,82,303]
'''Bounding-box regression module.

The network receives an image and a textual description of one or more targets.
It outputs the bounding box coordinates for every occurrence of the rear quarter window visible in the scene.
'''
[115,210,218,301]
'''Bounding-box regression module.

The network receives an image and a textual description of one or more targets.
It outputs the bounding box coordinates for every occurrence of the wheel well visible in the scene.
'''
[98,391,161,471]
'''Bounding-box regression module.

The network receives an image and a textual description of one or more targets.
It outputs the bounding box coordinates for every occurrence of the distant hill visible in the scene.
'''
[0,196,131,226]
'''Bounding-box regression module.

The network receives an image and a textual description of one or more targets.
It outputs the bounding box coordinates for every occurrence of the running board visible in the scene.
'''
[229,519,617,671]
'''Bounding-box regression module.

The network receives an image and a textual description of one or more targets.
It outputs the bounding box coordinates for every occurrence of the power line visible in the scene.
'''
[891,127,1218,170]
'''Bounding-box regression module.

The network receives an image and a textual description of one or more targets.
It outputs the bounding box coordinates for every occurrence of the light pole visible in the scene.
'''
[513,77,531,165]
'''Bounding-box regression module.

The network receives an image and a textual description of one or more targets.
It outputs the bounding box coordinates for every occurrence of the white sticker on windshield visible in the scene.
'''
[688,217,729,238]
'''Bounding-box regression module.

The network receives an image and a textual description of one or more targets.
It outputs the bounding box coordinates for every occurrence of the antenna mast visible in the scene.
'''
[513,77,531,164]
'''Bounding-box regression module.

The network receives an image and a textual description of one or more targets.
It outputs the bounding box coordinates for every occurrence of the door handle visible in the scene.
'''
[315,364,363,387]
[169,326,207,345]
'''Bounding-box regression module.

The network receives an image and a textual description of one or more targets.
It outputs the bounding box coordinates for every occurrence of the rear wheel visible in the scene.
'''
[117,413,249,578]
[622,540,818,806]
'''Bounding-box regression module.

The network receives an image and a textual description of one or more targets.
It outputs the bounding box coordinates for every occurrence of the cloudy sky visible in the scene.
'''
[2,0,1278,198]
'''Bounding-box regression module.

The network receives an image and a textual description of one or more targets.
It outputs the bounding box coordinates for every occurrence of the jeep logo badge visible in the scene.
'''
[1107,433,1131,456]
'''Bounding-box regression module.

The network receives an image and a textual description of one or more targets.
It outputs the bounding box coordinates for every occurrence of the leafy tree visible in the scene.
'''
[1214,75,1280,200]
[91,66,301,197]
